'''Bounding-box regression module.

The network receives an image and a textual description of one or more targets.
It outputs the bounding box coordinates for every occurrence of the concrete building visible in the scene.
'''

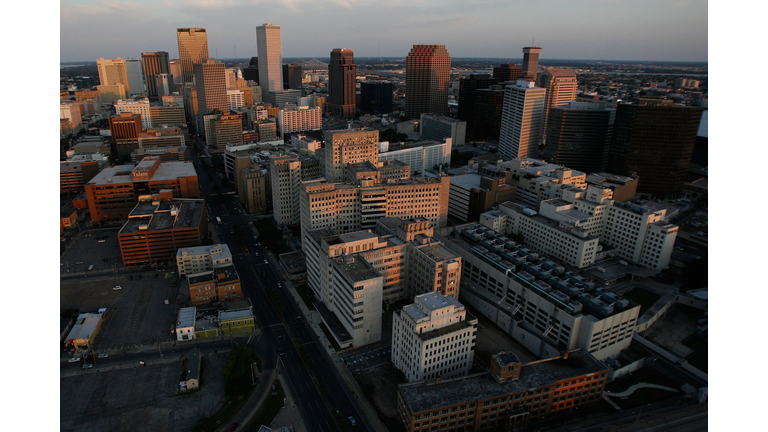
[291,134,321,153]
[440,225,640,360]
[457,74,498,132]
[130,146,190,163]
[323,129,380,182]
[176,307,197,341]
[542,101,615,174]
[115,99,152,129]
[256,23,283,94]
[521,46,542,82]
[125,58,144,96]
[97,58,131,92]
[170,59,183,84]
[162,92,184,107]
[602,201,679,270]
[177,28,209,83]
[448,174,513,223]
[328,48,357,119]
[193,60,227,116]
[270,155,324,226]
[239,165,272,214]
[227,89,245,111]
[283,64,303,90]
[537,68,578,140]
[97,83,127,104]
[397,350,609,431]
[176,244,233,276]
[85,157,199,222]
[118,198,208,266]
[141,51,171,99]
[149,105,186,128]
[60,102,84,135]
[219,307,256,335]
[108,112,143,159]
[499,80,547,159]
[420,114,466,146]
[277,106,322,138]
[60,160,101,194]
[138,127,185,149]
[378,139,452,174]
[585,173,638,202]
[188,264,243,305]
[405,45,451,118]
[392,292,478,382]
[210,114,244,154]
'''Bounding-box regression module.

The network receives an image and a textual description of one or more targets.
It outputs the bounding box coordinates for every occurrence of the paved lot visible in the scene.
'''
[356,362,405,423]
[61,229,123,274]
[61,273,180,350]
[342,345,391,372]
[61,352,229,432]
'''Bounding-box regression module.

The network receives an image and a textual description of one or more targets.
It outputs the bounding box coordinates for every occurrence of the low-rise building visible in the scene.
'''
[176,244,233,276]
[279,251,307,281]
[64,311,105,349]
[176,307,197,341]
[378,139,452,174]
[392,292,477,382]
[397,350,609,432]
[219,307,256,335]
[188,264,243,305]
[181,348,201,392]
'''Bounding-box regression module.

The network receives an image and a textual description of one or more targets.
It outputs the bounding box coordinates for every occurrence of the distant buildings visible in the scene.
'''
[405,45,451,118]
[378,139,453,174]
[177,28,209,83]
[328,49,357,119]
[457,74,498,132]
[521,46,542,82]
[537,68,578,140]
[493,63,523,82]
[97,58,131,93]
[277,106,322,138]
[188,264,243,305]
[193,60,227,116]
[392,292,477,382]
[141,51,171,100]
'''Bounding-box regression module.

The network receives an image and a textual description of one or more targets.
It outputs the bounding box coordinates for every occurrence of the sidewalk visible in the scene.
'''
[263,247,389,432]
[231,368,277,432]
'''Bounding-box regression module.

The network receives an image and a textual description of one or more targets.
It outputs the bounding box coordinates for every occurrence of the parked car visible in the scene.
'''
[68,357,81,363]
[113,286,122,290]
[348,416,357,427]
[97,353,109,358]
[82,363,94,369]
[264,260,268,264]
[139,360,146,365]
[97,240,106,243]
[88,265,94,271]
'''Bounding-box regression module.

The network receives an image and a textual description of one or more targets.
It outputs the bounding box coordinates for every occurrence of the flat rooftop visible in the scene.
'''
[279,251,306,270]
[88,161,196,185]
[307,227,336,244]
[219,308,253,322]
[417,292,463,312]
[332,256,381,284]
[414,242,461,263]
[177,307,196,328]
[119,199,205,234]
[386,139,447,151]
[65,312,103,342]
[417,319,475,342]
[493,351,521,367]
[450,174,483,189]
[338,230,379,243]
[399,350,607,413]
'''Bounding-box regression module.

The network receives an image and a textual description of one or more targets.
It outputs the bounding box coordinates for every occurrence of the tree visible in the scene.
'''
[223,344,259,396]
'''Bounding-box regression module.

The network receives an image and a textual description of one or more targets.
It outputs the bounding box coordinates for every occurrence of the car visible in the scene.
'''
[97,240,106,243]
[82,363,94,369]
[75,261,84,265]
[139,360,146,365]
[277,283,281,288]
[264,260,268,264]
[254,252,259,256]
[278,348,285,356]
[113,286,122,290]
[68,357,81,363]
[348,416,357,427]
[97,353,109,358]
[88,265,94,271]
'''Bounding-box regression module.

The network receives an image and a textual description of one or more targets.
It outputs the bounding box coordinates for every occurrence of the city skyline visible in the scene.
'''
[60,0,707,63]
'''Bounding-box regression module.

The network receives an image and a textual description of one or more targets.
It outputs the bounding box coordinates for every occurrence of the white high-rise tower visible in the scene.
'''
[256,23,284,94]
[498,80,547,159]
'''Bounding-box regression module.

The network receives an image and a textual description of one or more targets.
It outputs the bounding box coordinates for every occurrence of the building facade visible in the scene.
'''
[193,60,227,116]
[323,129,380,182]
[277,106,322,138]
[141,51,171,99]
[498,80,547,160]
[360,81,393,115]
[537,68,578,140]
[405,45,451,118]
[177,28,209,83]
[542,101,615,174]
[176,244,233,276]
[328,48,357,119]
[421,114,466,146]
[256,23,283,94]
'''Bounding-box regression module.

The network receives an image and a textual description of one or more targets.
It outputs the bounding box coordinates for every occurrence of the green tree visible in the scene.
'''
[223,344,259,396]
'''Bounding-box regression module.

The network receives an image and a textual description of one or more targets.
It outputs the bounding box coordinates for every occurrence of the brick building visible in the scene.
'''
[188,264,243,305]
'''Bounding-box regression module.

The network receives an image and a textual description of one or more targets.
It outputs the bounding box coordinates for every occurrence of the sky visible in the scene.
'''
[60,0,708,63]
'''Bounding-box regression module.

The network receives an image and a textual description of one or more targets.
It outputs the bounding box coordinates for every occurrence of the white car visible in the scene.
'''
[68,357,81,363]
[97,240,106,243]
[113,286,122,290]
[264,260,268,264]
[82,363,94,369]
[97,353,109,358]
[277,283,282,288]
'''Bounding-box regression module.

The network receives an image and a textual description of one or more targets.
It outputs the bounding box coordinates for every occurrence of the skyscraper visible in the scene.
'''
[521,46,542,82]
[542,101,615,173]
[283,64,303,90]
[607,104,704,198]
[142,52,171,99]
[498,80,547,159]
[125,58,144,96]
[493,64,523,83]
[472,85,506,140]
[360,81,393,115]
[177,28,209,83]
[405,45,451,119]
[193,60,227,116]
[97,58,130,92]
[457,74,498,130]
[537,68,578,140]
[328,49,357,119]
[256,23,283,94]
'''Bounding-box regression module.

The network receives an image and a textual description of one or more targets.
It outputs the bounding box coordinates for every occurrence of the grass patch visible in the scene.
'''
[243,379,285,432]
[612,387,679,410]
[622,288,660,316]
[318,323,342,352]
[294,283,317,311]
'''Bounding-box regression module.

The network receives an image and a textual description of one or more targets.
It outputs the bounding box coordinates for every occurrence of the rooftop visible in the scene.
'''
[219,307,253,322]
[279,251,306,270]
[187,347,201,380]
[417,319,475,342]
[177,244,232,259]
[177,307,196,328]
[120,199,205,234]
[449,174,483,189]
[65,312,103,342]
[399,350,607,413]
[332,255,382,284]
[493,352,521,367]
[88,161,197,185]
[417,292,464,312]
[414,242,461,263]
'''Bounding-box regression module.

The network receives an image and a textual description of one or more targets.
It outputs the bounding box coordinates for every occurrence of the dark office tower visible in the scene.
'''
[193,60,227,115]
[283,64,303,90]
[472,85,506,140]
[328,49,357,119]
[607,104,705,198]
[457,74,498,129]
[243,62,259,83]
[521,46,542,82]
[493,64,523,83]
[177,28,209,83]
[360,81,393,115]
[543,101,615,173]
[405,45,451,119]
[141,51,171,100]
[249,57,258,67]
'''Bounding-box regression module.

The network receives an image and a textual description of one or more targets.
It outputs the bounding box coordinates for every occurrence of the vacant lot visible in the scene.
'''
[61,273,180,350]
[61,352,229,432]
[61,229,123,274]
[357,362,406,432]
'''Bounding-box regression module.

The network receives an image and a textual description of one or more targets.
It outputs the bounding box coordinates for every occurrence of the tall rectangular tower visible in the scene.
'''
[405,45,451,119]
[498,80,547,159]
[193,60,227,116]
[142,52,171,99]
[177,28,209,83]
[521,46,542,82]
[537,68,578,140]
[97,58,130,92]
[542,101,615,173]
[328,49,357,119]
[125,58,144,96]
[256,23,283,94]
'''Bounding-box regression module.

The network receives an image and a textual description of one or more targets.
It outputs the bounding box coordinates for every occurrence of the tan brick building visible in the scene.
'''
[188,264,243,305]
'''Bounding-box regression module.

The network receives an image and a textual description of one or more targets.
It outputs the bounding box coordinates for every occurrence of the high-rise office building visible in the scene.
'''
[142,52,171,99]
[243,59,259,83]
[97,58,130,92]
[457,74,498,129]
[607,104,705,198]
[169,59,183,85]
[498,80,547,159]
[359,81,393,115]
[405,45,451,118]
[211,114,244,154]
[256,23,283,94]
[328,49,357,119]
[125,58,144,95]
[193,60,227,116]
[521,46,542,82]
[177,28,209,83]
[493,64,523,82]
[542,101,615,174]
[283,64,302,90]
[537,68,578,140]
[472,85,506,140]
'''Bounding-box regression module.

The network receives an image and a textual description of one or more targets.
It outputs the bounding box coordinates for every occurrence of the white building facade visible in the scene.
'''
[176,244,233,276]
[378,139,452,174]
[499,80,547,160]
[115,99,152,129]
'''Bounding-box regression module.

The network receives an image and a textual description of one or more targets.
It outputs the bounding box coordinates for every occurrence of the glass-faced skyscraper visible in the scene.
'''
[256,23,283,94]
[405,45,451,119]
[177,28,209,83]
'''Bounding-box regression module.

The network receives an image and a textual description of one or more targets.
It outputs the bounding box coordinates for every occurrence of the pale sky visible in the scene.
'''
[60,0,708,63]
